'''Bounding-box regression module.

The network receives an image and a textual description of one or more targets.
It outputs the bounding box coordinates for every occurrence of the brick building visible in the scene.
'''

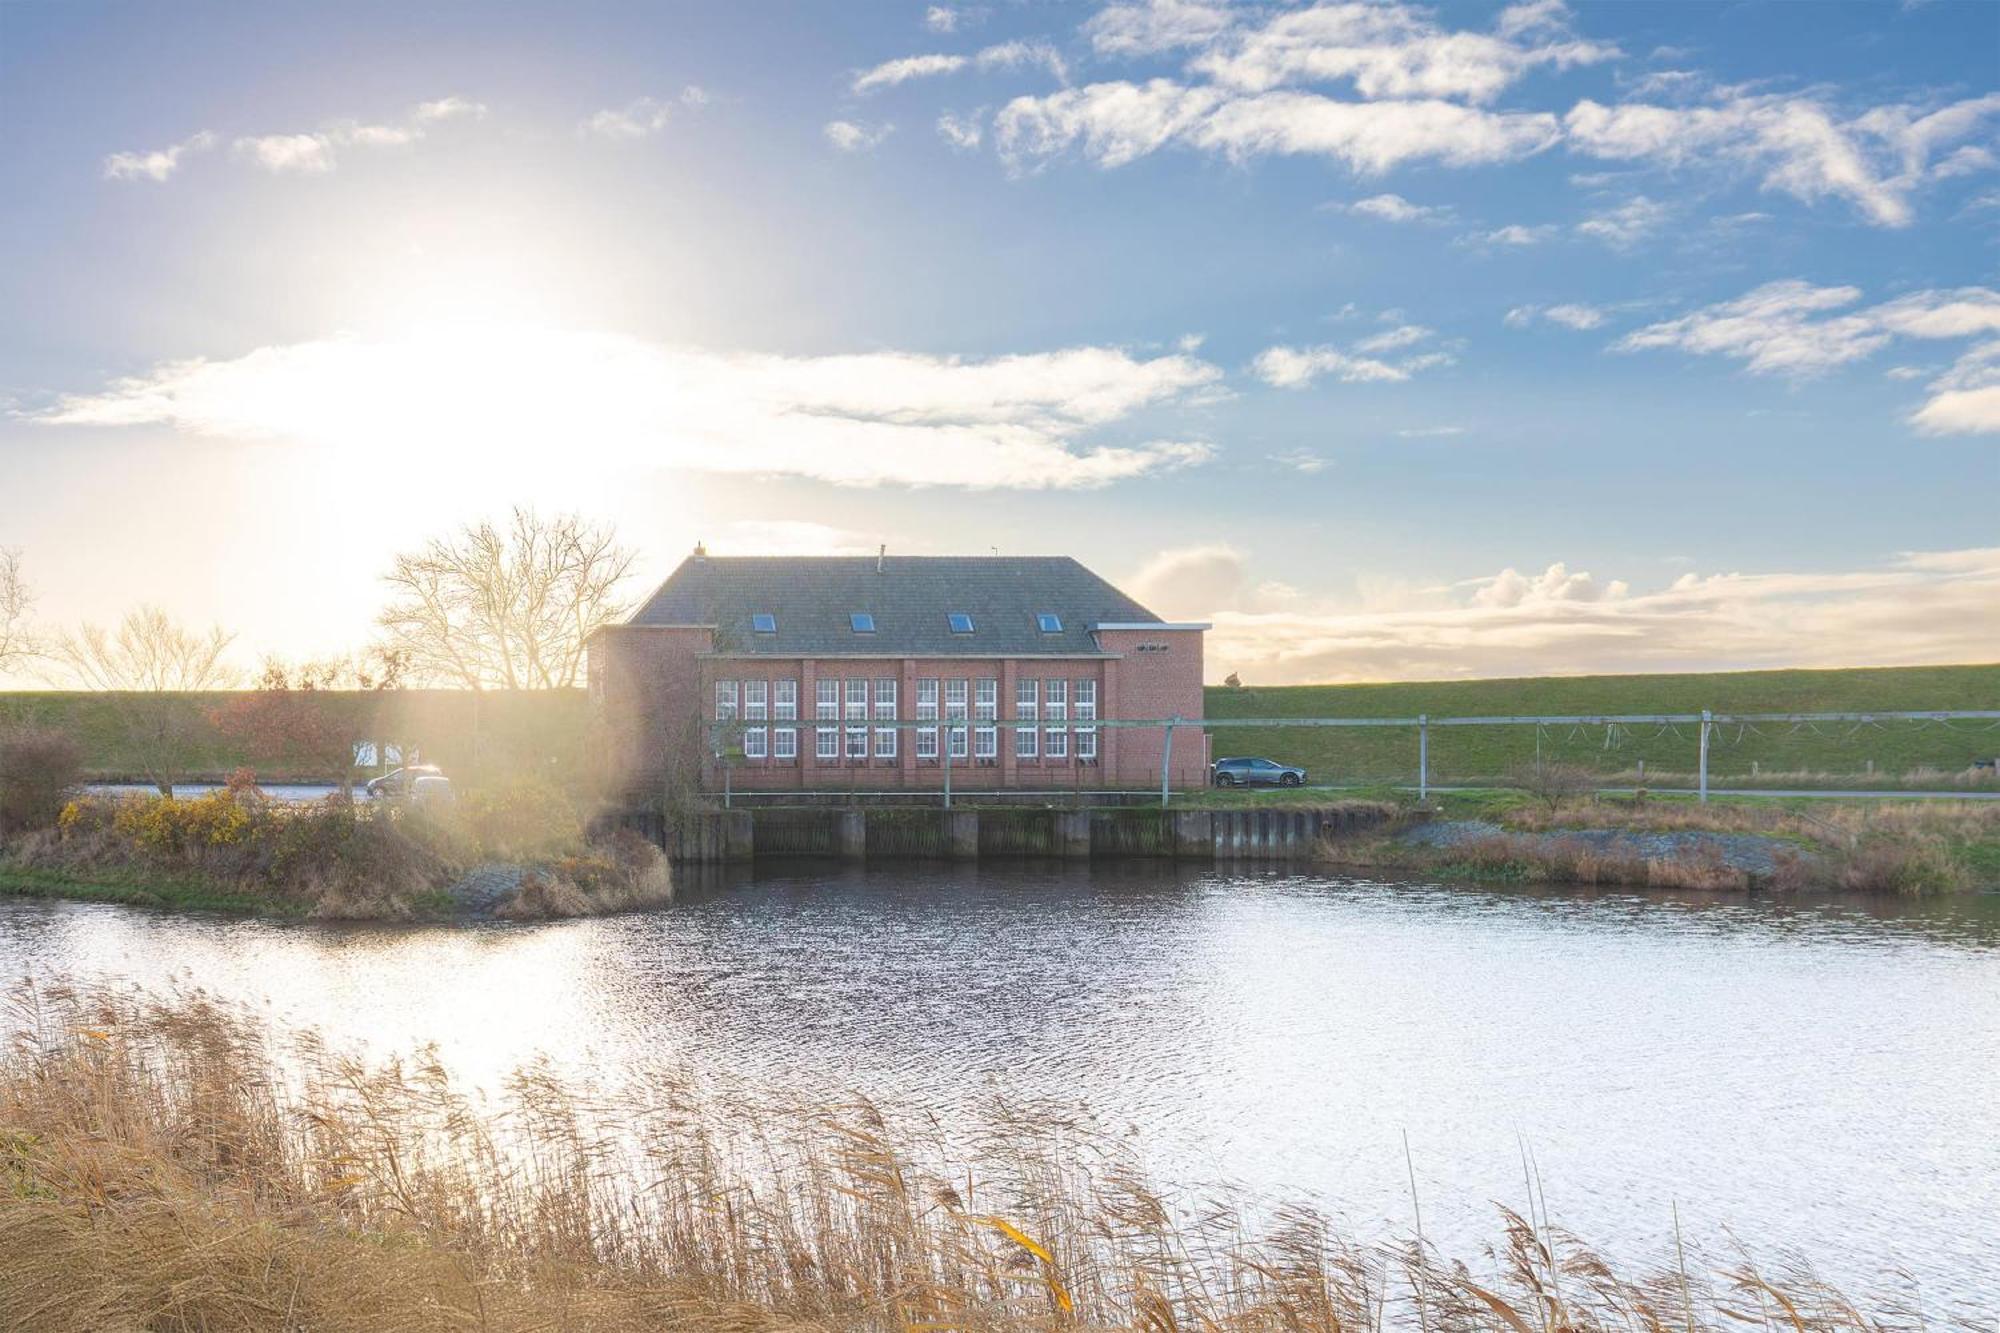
[588,550,1210,796]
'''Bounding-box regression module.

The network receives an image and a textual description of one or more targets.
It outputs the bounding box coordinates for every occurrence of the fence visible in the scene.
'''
[711,708,2000,807]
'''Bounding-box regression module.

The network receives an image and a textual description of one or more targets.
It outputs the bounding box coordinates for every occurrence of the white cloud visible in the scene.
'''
[35,325,1224,490]
[1085,0,1236,57]
[680,86,711,108]
[1507,304,1605,330]
[1354,323,1432,353]
[824,120,895,152]
[937,110,985,150]
[1187,0,1618,102]
[582,97,674,140]
[1270,447,1331,473]
[1198,549,2000,683]
[228,97,477,174]
[1396,425,1466,438]
[103,130,216,182]
[1469,222,1555,245]
[414,96,487,122]
[1574,194,1665,247]
[854,40,1065,94]
[925,5,960,33]
[1619,281,2000,380]
[997,80,1562,172]
[1910,341,2000,435]
[1347,191,1448,222]
[1565,92,2000,228]
[709,520,877,556]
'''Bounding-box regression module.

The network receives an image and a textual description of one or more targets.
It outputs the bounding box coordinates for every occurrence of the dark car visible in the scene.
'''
[1210,756,1307,788]
[364,765,445,800]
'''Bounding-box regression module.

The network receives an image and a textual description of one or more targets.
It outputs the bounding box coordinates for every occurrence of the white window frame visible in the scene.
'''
[743,726,768,760]
[874,679,898,760]
[845,678,869,721]
[1015,678,1038,760]
[974,678,998,760]
[815,679,840,720]
[846,723,870,760]
[774,725,798,761]
[715,679,738,721]
[1045,679,1067,722]
[916,678,939,760]
[944,679,969,758]
[1045,726,1068,760]
[1075,679,1097,762]
[816,725,839,761]
[744,679,769,722]
[774,679,798,722]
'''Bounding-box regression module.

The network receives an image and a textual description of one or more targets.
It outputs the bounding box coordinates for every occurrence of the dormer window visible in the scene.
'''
[751,613,777,634]
[948,612,974,634]
[1036,613,1063,633]
[850,613,876,633]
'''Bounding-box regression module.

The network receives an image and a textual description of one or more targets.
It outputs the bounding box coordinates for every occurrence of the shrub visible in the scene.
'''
[0,727,82,837]
[460,780,584,860]
[1510,761,1598,815]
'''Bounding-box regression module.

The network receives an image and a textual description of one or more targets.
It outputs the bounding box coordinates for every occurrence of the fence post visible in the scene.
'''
[1418,714,1429,802]
[1698,709,1711,804]
[1160,716,1179,810]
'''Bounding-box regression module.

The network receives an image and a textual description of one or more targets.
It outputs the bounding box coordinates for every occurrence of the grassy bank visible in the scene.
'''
[1320,788,2000,895]
[0,980,1918,1332]
[0,864,295,916]
[1209,662,2000,785]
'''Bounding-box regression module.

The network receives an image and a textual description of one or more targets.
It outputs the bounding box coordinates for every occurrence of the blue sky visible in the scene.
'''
[2,0,1997,683]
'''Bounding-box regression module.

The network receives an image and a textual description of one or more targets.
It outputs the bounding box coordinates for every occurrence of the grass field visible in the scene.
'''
[1206,662,2000,787]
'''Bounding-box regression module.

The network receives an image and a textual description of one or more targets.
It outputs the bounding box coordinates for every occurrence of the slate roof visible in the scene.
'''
[625,555,1166,657]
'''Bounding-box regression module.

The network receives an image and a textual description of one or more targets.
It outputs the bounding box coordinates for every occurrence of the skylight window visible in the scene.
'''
[751,613,777,634]
[1036,613,1062,633]
[850,613,876,633]
[948,612,974,634]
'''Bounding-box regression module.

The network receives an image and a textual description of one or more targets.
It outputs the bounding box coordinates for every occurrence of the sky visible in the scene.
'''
[2,0,1998,686]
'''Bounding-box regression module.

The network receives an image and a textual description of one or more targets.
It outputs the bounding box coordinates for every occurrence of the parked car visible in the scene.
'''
[1210,756,1307,788]
[1974,757,1997,772]
[365,765,444,800]
[408,774,456,809]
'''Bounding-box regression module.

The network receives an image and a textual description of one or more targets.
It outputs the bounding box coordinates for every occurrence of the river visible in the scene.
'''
[1,862,1995,1308]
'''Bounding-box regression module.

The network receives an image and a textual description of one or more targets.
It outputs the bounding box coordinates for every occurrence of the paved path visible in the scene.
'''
[1414,786,2000,801]
[1399,820,1803,876]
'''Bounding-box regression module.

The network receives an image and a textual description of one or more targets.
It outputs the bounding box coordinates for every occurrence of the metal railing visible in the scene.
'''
[709,709,2000,807]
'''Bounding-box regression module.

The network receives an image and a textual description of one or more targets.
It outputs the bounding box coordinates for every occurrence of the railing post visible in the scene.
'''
[1418,714,1428,802]
[1160,716,1179,810]
[1698,708,1711,804]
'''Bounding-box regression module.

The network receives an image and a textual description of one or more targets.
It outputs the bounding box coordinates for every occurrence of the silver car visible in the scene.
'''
[1210,756,1307,788]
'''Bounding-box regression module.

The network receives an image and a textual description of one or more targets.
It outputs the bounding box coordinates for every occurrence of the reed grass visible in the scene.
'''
[0,979,1959,1332]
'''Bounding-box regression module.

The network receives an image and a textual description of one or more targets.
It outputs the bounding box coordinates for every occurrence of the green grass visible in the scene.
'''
[0,865,300,916]
[1207,662,2000,786]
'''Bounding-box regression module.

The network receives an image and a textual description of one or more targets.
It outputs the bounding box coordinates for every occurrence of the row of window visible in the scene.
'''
[716,677,1099,763]
[747,612,1064,636]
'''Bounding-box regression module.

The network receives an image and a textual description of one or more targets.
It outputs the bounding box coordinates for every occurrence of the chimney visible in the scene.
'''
[877,543,885,574]
[692,540,707,560]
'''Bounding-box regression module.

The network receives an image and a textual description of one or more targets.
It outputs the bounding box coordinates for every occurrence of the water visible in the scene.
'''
[1,862,1996,1307]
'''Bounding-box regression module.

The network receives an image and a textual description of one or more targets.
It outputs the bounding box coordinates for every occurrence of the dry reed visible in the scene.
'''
[0,979,1962,1332]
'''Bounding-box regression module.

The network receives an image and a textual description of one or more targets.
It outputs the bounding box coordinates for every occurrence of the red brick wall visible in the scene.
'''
[588,626,711,796]
[1096,628,1209,788]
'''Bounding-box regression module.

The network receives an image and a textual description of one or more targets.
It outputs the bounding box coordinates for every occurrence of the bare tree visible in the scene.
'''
[209,651,407,797]
[377,509,635,690]
[1511,760,1599,817]
[0,548,36,677]
[54,606,236,795]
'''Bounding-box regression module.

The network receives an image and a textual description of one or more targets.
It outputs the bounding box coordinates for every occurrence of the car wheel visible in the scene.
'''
[1215,772,1236,787]
[1281,772,1302,787]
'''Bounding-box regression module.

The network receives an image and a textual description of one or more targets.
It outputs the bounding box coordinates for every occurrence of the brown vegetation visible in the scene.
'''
[0,727,80,837]
[0,981,1930,1333]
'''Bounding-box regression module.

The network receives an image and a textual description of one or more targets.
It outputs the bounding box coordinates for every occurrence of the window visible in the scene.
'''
[1036,612,1062,633]
[1015,678,1038,761]
[1045,726,1068,761]
[815,680,839,763]
[850,612,876,634]
[916,678,939,759]
[874,678,898,759]
[948,612,974,634]
[715,680,738,720]
[1076,679,1098,764]
[751,613,777,634]
[774,680,798,721]
[974,678,998,761]
[846,724,870,760]
[845,679,869,720]
[1044,679,1068,761]
[744,680,768,721]
[743,727,768,759]
[774,726,798,760]
[945,679,969,759]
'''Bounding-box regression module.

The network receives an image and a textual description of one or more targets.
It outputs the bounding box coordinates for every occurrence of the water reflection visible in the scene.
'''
[0,865,1995,1303]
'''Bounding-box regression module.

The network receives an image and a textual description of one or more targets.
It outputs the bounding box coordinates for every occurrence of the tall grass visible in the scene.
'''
[0,980,1955,1331]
